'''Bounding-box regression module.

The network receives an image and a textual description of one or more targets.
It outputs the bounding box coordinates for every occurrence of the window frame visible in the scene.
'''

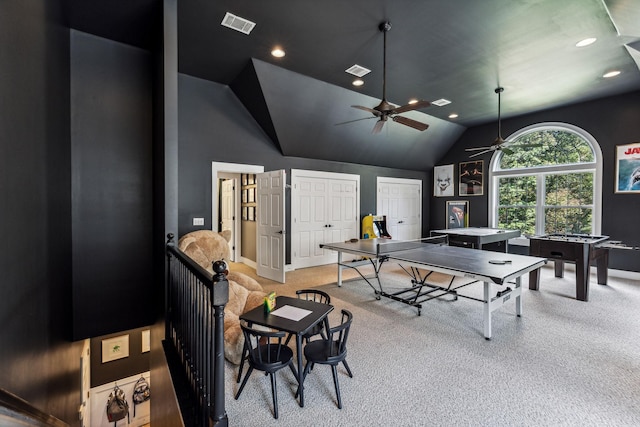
[488,122,603,245]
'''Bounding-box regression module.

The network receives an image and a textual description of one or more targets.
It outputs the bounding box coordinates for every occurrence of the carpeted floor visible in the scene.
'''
[223,262,640,426]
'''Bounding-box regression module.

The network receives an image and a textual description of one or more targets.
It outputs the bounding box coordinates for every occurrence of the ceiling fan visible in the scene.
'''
[465,87,541,158]
[350,22,430,134]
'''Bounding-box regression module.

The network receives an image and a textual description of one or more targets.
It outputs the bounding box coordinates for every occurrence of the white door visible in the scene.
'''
[221,179,235,261]
[377,177,422,241]
[292,170,360,268]
[256,170,286,283]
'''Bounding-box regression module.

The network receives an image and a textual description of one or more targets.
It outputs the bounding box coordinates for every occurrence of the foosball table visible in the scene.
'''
[528,233,609,301]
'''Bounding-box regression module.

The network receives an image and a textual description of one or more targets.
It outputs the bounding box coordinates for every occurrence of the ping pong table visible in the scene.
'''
[320,238,547,339]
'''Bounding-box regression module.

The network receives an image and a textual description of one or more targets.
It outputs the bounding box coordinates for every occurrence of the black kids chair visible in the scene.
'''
[299,309,353,409]
[235,322,299,419]
[284,289,331,346]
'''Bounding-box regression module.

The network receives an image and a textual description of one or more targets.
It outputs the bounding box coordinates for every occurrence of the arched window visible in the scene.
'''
[488,123,602,244]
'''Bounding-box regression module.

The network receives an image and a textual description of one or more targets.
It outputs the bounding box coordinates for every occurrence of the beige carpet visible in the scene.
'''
[224,262,640,426]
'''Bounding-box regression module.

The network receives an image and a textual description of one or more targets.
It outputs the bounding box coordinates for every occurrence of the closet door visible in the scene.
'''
[377,177,422,241]
[292,170,360,269]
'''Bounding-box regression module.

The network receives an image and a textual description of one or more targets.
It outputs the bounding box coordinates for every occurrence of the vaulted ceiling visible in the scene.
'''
[65,0,640,170]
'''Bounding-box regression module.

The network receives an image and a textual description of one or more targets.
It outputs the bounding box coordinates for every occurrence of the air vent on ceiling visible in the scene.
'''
[431,98,452,107]
[345,64,371,77]
[221,12,256,35]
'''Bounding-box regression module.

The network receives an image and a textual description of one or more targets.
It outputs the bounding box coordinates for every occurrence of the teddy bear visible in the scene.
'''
[178,229,267,364]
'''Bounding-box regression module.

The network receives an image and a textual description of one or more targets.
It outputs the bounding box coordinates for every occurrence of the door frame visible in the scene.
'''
[212,162,264,265]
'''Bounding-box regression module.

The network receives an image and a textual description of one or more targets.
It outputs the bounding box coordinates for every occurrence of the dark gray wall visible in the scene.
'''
[70,31,154,339]
[433,90,640,272]
[178,73,431,263]
[0,0,83,424]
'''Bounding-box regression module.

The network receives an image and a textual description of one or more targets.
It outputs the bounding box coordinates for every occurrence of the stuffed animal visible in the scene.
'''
[178,230,266,364]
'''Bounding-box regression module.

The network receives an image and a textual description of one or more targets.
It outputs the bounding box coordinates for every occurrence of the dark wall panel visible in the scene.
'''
[434,90,640,272]
[71,31,154,338]
[178,73,430,263]
[0,0,84,423]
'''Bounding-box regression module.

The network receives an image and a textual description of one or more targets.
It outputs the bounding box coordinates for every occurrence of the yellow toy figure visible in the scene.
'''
[361,215,376,239]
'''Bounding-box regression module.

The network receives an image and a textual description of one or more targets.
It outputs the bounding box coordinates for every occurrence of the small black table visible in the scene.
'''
[239,295,334,407]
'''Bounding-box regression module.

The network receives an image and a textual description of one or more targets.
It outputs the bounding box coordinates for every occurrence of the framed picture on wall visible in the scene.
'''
[248,206,255,221]
[434,164,454,197]
[101,335,130,363]
[615,142,640,193]
[242,174,248,185]
[242,206,248,220]
[446,200,469,229]
[247,174,255,185]
[242,189,248,203]
[459,160,484,196]
[248,187,255,203]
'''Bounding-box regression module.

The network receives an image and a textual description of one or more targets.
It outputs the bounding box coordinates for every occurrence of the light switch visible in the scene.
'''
[193,217,205,226]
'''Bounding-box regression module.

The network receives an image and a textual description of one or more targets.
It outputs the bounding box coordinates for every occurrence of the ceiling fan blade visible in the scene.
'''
[468,149,491,158]
[392,115,429,131]
[372,119,386,134]
[391,99,431,114]
[352,105,381,116]
[334,116,377,126]
[465,146,493,152]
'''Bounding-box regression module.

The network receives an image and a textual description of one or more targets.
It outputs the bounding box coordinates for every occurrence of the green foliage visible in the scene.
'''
[499,129,594,169]
[496,128,595,235]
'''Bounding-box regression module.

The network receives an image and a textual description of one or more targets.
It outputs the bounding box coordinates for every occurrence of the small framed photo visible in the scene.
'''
[434,164,454,197]
[141,330,150,353]
[242,206,248,220]
[248,187,255,203]
[242,189,248,203]
[101,335,130,363]
[446,201,469,229]
[615,143,640,193]
[248,206,255,221]
[242,174,248,186]
[459,160,484,196]
[247,174,255,185]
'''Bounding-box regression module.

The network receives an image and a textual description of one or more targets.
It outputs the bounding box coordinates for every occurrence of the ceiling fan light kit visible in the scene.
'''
[350,21,431,134]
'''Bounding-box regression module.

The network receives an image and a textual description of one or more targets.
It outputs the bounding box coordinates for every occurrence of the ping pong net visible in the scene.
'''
[376,235,448,256]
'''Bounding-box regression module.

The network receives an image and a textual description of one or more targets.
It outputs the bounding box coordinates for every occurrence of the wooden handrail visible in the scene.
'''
[0,388,68,426]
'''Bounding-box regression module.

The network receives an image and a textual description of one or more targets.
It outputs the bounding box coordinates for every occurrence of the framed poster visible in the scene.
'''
[615,143,640,193]
[459,160,484,196]
[101,335,130,363]
[248,187,255,203]
[434,164,454,197]
[242,189,248,203]
[248,206,255,221]
[446,201,469,229]
[242,174,248,185]
[242,206,248,220]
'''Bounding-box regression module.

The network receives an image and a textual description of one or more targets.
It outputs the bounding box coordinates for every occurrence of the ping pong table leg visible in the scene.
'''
[483,282,492,340]
[515,277,523,317]
[337,252,343,286]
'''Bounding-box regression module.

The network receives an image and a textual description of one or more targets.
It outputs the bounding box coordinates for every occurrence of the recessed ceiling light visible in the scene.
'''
[271,48,285,58]
[603,70,621,78]
[408,99,419,105]
[575,37,597,47]
[352,79,364,87]
[449,113,459,119]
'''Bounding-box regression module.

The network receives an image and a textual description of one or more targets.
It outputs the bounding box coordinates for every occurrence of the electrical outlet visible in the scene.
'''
[193,217,205,226]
